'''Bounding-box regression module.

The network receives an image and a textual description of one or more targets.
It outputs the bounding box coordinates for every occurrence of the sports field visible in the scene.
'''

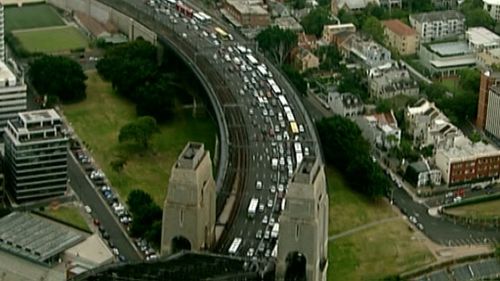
[13,26,88,53]
[5,4,64,32]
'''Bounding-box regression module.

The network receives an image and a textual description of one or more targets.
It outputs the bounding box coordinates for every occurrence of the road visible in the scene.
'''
[413,258,500,281]
[68,154,141,261]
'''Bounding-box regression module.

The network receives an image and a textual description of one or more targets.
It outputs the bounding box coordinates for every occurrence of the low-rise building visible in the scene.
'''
[327,92,364,116]
[419,40,475,77]
[298,32,318,51]
[273,16,303,33]
[347,35,392,68]
[382,19,419,55]
[222,0,271,27]
[405,98,463,150]
[354,110,401,149]
[466,27,500,51]
[295,47,319,72]
[368,62,419,99]
[409,10,465,43]
[405,160,442,187]
[476,48,500,69]
[435,141,500,185]
[322,23,356,43]
[483,0,500,21]
[331,0,383,14]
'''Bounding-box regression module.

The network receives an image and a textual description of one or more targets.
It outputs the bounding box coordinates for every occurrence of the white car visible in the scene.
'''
[262,215,268,224]
[256,181,263,190]
[267,199,273,208]
[246,248,255,257]
[270,185,276,194]
[84,205,92,214]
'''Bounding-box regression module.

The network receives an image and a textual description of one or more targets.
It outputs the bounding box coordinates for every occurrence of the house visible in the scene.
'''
[298,32,318,51]
[354,110,401,149]
[409,10,465,42]
[405,160,442,187]
[466,27,500,51]
[322,23,357,44]
[347,34,392,68]
[221,0,271,27]
[295,47,320,72]
[435,141,500,185]
[327,92,364,116]
[418,40,475,77]
[405,98,463,150]
[269,1,290,18]
[382,19,419,55]
[331,0,380,14]
[483,0,500,21]
[368,62,419,99]
[274,16,303,33]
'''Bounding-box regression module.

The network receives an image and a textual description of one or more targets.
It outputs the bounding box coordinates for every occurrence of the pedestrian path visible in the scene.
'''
[328,216,401,241]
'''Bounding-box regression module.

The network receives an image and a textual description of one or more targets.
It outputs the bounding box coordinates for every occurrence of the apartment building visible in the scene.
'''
[368,63,419,99]
[327,92,364,117]
[222,0,270,27]
[435,141,500,185]
[466,27,500,51]
[0,61,27,134]
[484,0,500,21]
[347,35,392,68]
[382,19,419,55]
[485,85,500,141]
[409,10,465,42]
[4,109,69,203]
[476,70,500,130]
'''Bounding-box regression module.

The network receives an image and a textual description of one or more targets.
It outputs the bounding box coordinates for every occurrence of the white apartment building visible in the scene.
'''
[0,61,27,134]
[409,10,465,42]
[484,0,500,21]
[327,92,363,117]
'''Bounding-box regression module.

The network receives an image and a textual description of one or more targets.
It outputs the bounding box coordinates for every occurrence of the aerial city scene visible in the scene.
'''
[0,0,499,280]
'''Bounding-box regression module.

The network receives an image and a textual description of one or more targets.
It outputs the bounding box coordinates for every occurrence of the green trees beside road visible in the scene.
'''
[317,116,390,199]
[127,189,162,246]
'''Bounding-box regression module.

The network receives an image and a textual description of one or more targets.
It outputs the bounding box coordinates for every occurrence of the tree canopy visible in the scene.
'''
[29,55,87,103]
[119,116,159,149]
[317,45,342,71]
[301,7,333,37]
[127,189,162,246]
[256,26,298,66]
[460,0,495,29]
[361,16,385,43]
[316,116,389,198]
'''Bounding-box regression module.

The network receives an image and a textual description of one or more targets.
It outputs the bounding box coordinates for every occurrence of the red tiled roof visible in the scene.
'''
[382,19,416,37]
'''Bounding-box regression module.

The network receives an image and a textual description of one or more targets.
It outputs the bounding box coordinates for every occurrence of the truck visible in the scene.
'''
[271,223,279,239]
[248,198,259,219]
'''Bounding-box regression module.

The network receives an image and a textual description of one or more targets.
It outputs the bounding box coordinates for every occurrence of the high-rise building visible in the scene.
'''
[485,85,500,140]
[476,70,500,129]
[0,4,5,62]
[4,109,68,203]
[0,61,27,134]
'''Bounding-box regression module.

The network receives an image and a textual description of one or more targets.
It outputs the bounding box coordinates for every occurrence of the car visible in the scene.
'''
[264,230,270,240]
[102,231,110,240]
[264,249,271,257]
[304,147,310,156]
[249,108,254,115]
[277,184,284,193]
[262,215,268,224]
[202,31,208,37]
[93,218,100,226]
[112,247,120,256]
[299,124,305,133]
[182,33,187,38]
[259,203,265,213]
[256,229,263,239]
[409,216,417,224]
[257,242,265,253]
[453,196,462,203]
[118,255,127,262]
[269,217,275,227]
[267,199,273,208]
[246,248,255,257]
[84,205,92,214]
[417,223,424,230]
[270,185,276,194]
[213,40,220,46]
[256,181,263,190]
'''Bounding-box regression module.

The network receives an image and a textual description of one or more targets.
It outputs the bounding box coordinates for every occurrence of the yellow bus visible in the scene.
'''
[214,27,230,40]
[290,121,299,134]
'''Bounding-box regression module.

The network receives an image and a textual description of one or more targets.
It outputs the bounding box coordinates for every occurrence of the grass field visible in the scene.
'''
[13,26,88,54]
[5,4,64,32]
[326,168,435,279]
[41,205,90,232]
[63,71,216,206]
[446,199,500,220]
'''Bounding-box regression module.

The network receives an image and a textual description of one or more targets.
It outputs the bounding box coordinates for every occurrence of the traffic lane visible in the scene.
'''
[68,156,141,261]
[393,187,500,244]
[424,186,500,207]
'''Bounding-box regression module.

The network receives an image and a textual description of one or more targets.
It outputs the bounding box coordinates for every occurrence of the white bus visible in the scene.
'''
[246,54,258,65]
[193,12,205,22]
[248,198,259,218]
[228,237,242,255]
[236,45,247,54]
[278,95,288,107]
[257,65,268,77]
[294,142,302,154]
[271,223,280,239]
[198,11,211,22]
[271,244,278,258]
[270,84,282,95]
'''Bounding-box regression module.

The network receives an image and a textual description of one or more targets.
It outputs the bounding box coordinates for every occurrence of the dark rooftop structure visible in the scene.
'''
[0,212,84,265]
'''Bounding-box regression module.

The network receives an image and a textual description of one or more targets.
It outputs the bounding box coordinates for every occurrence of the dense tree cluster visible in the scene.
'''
[460,0,495,30]
[317,116,390,198]
[96,39,181,121]
[119,116,159,150]
[256,26,298,66]
[127,189,162,247]
[317,45,343,71]
[29,55,87,103]
[300,7,333,37]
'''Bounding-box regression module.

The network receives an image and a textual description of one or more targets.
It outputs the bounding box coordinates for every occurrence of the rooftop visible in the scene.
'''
[65,234,114,266]
[19,109,61,124]
[466,27,500,48]
[382,19,416,36]
[428,41,471,56]
[337,0,379,10]
[439,141,500,160]
[177,142,206,170]
[274,16,303,31]
[0,212,84,264]
[484,0,500,5]
[226,0,269,15]
[410,10,465,23]
[0,60,17,87]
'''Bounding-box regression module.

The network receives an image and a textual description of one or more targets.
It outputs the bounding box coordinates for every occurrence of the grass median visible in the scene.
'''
[446,199,500,220]
[326,167,435,279]
[63,70,216,206]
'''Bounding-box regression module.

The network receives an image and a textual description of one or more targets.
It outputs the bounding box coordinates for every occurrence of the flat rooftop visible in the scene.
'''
[0,60,17,87]
[0,212,84,264]
[19,109,61,123]
[226,0,268,15]
[428,41,470,56]
[440,141,500,160]
[466,27,500,48]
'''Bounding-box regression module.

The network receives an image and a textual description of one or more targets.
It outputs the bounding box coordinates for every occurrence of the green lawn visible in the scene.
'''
[5,4,64,32]
[326,168,435,279]
[63,71,216,206]
[446,199,500,220]
[41,205,90,232]
[13,26,88,54]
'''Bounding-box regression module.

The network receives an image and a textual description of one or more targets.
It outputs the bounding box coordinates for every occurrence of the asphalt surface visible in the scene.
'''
[413,258,500,281]
[68,154,142,261]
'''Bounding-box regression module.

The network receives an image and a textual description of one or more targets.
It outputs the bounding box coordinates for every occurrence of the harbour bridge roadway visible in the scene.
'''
[96,0,320,261]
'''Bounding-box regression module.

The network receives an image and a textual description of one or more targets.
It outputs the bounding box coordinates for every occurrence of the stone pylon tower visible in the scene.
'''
[161,142,216,255]
[276,157,329,281]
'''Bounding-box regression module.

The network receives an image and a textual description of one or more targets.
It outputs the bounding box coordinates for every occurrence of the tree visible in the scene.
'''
[362,16,384,43]
[256,26,298,66]
[127,189,154,216]
[338,68,368,100]
[403,0,433,13]
[317,45,342,71]
[287,0,306,9]
[458,69,480,93]
[463,8,495,29]
[127,189,162,240]
[337,9,359,26]
[29,55,87,103]
[301,7,333,37]
[119,116,159,149]
[135,75,178,121]
[282,64,307,94]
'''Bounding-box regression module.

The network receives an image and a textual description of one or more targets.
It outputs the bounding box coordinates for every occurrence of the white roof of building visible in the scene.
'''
[466,27,500,48]
[226,0,268,15]
[428,41,470,56]
[430,57,477,68]
[483,0,500,5]
[65,234,114,267]
[337,0,379,9]
[0,61,16,87]
[439,141,500,161]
